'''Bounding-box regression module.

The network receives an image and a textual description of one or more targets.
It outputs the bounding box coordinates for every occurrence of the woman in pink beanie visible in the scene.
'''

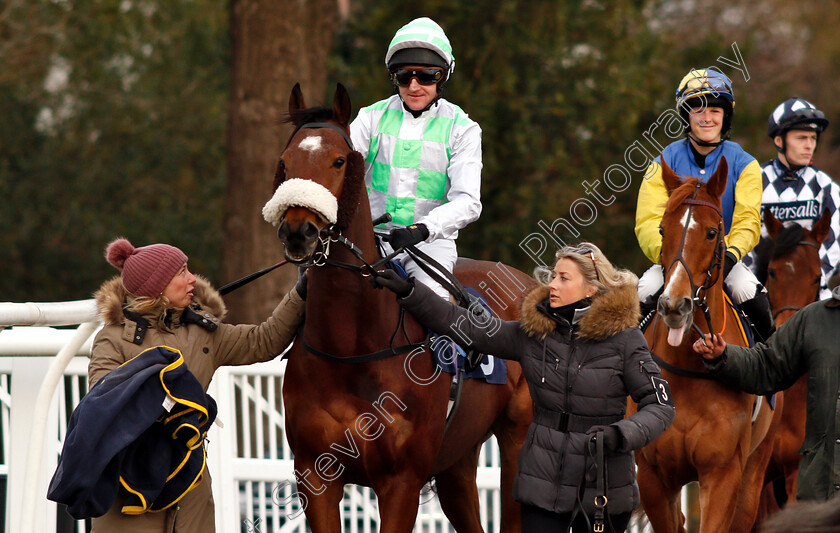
[86,237,306,532]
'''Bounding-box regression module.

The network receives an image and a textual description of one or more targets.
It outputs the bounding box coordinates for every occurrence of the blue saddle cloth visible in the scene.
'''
[386,261,507,385]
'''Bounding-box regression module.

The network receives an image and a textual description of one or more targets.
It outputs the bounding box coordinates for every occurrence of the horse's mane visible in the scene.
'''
[283,106,338,126]
[751,223,806,284]
[770,223,806,259]
[664,177,705,214]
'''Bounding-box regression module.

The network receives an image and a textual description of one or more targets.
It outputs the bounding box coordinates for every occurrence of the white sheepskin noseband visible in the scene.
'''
[262,178,338,227]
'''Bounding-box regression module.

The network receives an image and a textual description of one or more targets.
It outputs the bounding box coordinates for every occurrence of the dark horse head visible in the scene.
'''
[657,157,727,346]
[756,208,830,322]
[262,83,366,262]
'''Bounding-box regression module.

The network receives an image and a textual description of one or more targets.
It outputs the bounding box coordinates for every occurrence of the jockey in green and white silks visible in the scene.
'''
[350,17,482,299]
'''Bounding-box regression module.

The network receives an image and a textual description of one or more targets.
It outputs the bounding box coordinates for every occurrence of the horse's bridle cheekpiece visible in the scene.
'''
[661,183,725,339]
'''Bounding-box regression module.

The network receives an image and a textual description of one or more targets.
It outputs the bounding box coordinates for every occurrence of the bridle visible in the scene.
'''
[285,121,355,151]
[770,239,821,319]
[660,183,726,338]
[649,184,726,381]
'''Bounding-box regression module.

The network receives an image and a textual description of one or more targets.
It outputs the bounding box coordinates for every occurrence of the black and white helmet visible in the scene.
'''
[767,97,829,138]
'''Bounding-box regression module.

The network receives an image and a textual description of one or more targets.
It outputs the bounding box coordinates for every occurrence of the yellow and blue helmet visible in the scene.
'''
[676,68,735,139]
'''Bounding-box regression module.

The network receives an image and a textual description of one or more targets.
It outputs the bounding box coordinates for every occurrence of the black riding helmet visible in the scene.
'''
[767,97,829,138]
[767,98,829,167]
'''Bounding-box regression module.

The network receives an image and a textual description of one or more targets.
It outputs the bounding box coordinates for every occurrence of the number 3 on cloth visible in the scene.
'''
[651,376,674,406]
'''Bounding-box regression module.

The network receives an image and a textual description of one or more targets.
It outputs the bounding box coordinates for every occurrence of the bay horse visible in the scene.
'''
[264,83,534,532]
[632,158,783,533]
[753,208,831,521]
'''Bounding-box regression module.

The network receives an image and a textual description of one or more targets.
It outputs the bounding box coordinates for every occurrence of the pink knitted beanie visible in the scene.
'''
[105,238,188,298]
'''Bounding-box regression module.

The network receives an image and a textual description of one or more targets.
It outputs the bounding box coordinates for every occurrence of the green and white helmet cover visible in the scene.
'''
[385,17,455,76]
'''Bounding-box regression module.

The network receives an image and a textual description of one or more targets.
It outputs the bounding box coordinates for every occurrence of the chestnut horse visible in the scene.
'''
[633,158,783,532]
[264,83,534,532]
[753,208,831,522]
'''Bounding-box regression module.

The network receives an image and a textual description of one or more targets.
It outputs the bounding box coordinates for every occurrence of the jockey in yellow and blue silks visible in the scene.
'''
[350,17,482,300]
[635,68,776,341]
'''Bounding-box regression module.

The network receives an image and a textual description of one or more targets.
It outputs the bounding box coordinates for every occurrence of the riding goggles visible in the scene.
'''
[390,68,445,87]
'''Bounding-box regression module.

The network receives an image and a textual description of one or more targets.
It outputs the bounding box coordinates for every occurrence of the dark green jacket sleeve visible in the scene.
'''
[398,281,526,361]
[705,307,810,395]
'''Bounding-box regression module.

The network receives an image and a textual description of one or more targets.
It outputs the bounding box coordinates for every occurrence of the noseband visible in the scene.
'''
[661,183,725,337]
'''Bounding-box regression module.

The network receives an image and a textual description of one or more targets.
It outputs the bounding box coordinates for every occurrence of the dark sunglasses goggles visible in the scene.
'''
[390,68,445,87]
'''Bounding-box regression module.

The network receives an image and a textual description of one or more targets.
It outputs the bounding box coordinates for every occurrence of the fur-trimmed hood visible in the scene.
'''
[94,275,227,326]
[519,282,641,341]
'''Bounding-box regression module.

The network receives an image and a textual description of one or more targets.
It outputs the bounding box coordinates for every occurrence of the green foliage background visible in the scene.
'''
[2,0,838,301]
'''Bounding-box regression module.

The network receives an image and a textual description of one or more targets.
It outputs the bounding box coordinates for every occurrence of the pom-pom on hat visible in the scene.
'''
[105,238,188,298]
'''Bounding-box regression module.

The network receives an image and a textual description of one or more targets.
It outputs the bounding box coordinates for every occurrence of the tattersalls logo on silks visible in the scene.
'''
[765,200,821,222]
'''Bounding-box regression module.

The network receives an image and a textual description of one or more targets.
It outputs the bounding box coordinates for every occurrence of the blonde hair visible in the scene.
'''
[534,242,638,295]
[123,291,173,331]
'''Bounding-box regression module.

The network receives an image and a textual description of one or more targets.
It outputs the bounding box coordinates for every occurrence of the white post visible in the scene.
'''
[8,356,57,533]
[208,367,239,533]
[14,321,99,533]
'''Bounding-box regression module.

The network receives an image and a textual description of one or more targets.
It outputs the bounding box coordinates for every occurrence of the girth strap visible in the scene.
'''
[532,406,622,433]
[649,352,717,380]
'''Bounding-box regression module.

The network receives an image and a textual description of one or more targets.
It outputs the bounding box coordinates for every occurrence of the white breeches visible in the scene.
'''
[638,261,764,305]
[380,238,457,300]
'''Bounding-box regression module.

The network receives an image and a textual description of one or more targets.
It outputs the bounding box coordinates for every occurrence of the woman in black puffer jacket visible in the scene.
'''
[375,242,675,533]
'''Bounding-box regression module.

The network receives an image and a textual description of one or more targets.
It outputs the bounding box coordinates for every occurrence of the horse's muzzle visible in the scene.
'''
[657,294,693,328]
[277,218,320,262]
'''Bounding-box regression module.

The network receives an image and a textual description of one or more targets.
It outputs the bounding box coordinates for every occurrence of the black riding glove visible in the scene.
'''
[294,267,308,300]
[586,425,622,454]
[371,269,413,298]
[388,224,430,251]
[723,250,738,279]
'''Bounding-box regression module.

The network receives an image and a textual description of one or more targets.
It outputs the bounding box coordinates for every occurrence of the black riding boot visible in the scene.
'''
[639,297,657,331]
[739,292,776,343]
[639,287,662,331]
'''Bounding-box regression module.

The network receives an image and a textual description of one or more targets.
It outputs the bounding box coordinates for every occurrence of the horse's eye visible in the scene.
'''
[706,228,718,240]
[659,226,664,236]
[767,268,776,279]
[813,276,821,285]
[333,157,346,169]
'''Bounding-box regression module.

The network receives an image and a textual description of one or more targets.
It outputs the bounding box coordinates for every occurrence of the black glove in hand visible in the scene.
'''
[723,250,738,279]
[372,269,413,298]
[586,425,622,454]
[294,266,308,300]
[388,224,430,251]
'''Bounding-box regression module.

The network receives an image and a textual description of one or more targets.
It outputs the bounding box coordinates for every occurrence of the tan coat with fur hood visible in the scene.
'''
[89,275,304,533]
[398,279,675,516]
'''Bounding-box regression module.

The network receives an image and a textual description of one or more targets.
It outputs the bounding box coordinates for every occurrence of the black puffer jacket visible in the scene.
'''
[398,281,675,514]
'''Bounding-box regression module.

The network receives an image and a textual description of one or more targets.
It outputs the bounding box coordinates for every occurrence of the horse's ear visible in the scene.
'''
[335,151,365,230]
[764,207,783,239]
[334,83,352,125]
[289,83,306,119]
[272,158,286,192]
[661,158,682,194]
[706,156,728,199]
[811,208,832,245]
